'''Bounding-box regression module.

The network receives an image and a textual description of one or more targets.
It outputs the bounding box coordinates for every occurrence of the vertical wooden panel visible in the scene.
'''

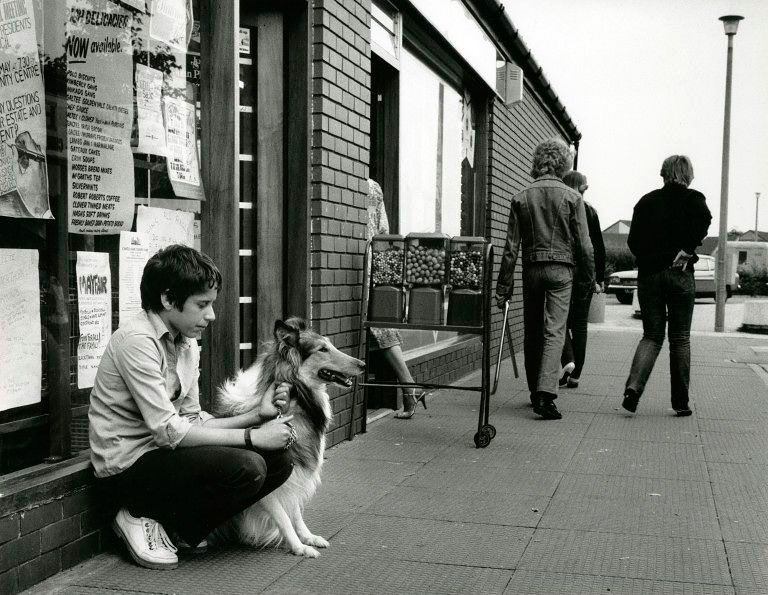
[255,13,284,346]
[200,0,239,403]
[284,6,310,320]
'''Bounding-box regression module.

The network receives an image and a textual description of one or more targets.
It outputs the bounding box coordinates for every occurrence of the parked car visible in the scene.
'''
[606,255,737,305]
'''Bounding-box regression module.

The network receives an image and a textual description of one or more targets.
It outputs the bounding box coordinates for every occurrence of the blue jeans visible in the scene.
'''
[625,269,695,408]
[561,282,593,378]
[522,263,573,397]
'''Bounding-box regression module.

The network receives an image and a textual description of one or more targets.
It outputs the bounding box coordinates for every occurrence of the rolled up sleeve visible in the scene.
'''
[113,333,192,448]
[179,370,214,425]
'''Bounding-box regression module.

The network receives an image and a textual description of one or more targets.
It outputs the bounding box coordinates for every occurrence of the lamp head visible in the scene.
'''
[719,15,744,35]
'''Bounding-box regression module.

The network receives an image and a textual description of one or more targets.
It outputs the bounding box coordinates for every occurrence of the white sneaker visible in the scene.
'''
[112,508,178,570]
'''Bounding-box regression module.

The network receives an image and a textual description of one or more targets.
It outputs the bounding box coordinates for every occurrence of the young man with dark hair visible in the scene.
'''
[89,244,295,570]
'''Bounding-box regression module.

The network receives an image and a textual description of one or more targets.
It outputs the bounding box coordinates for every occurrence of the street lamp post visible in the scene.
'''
[755,192,761,240]
[714,15,744,332]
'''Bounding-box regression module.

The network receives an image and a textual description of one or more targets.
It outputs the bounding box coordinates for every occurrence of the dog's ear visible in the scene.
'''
[274,319,299,348]
[283,316,307,332]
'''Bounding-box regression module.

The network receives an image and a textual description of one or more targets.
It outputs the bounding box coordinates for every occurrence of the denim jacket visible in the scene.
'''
[496,175,595,297]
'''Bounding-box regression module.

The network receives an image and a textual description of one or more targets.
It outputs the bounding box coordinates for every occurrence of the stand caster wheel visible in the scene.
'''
[480,424,496,439]
[474,429,491,448]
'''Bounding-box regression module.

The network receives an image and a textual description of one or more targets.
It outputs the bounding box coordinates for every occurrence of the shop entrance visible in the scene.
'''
[238,6,309,367]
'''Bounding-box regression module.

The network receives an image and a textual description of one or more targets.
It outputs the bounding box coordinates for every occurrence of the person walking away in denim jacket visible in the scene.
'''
[496,138,595,420]
[559,171,606,389]
[621,155,712,416]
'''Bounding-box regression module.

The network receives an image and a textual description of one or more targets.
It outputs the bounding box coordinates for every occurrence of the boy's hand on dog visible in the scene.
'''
[250,415,295,450]
[259,382,292,420]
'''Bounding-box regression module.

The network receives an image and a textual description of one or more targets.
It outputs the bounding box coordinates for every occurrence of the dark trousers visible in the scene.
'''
[625,269,695,408]
[522,263,573,397]
[561,284,593,379]
[98,446,293,546]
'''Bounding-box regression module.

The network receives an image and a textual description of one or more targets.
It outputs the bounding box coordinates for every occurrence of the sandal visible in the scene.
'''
[393,389,429,419]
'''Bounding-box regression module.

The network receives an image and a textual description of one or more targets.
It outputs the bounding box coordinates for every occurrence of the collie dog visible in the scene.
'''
[209,317,365,557]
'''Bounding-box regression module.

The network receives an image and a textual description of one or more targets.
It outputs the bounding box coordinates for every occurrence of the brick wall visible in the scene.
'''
[487,91,565,381]
[0,462,112,594]
[310,0,373,444]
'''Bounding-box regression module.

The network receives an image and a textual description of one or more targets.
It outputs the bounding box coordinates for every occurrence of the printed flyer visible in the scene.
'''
[0,249,41,412]
[66,0,135,234]
[76,251,112,388]
[0,0,51,220]
[134,64,165,155]
[118,231,150,324]
[149,0,192,52]
[163,97,203,199]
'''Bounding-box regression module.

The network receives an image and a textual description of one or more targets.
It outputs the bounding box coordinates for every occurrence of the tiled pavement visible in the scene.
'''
[26,329,768,594]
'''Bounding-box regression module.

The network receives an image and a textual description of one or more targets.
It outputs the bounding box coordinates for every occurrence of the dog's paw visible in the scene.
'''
[293,544,320,558]
[302,534,329,548]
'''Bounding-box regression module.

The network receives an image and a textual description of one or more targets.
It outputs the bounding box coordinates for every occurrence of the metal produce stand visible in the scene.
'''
[350,238,516,448]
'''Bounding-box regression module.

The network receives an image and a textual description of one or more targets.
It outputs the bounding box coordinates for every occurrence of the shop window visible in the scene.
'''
[0,0,205,475]
[399,48,463,236]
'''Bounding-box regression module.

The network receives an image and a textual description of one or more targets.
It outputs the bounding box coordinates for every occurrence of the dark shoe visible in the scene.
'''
[533,395,562,420]
[622,389,639,413]
[674,407,692,417]
[566,376,579,388]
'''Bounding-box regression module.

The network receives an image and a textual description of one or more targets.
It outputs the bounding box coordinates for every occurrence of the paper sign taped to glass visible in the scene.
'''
[76,251,112,389]
[0,0,52,220]
[66,0,135,234]
[0,249,42,411]
[149,0,194,52]
[163,96,204,199]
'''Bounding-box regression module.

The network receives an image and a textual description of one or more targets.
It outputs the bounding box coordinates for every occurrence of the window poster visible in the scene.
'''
[149,0,192,53]
[134,64,165,154]
[461,90,475,168]
[122,0,146,11]
[66,0,135,234]
[76,251,111,388]
[0,249,41,412]
[0,0,52,220]
[163,97,203,199]
[136,204,194,252]
[118,230,150,323]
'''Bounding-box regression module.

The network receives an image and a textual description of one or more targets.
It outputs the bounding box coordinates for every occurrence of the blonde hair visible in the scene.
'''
[530,138,573,178]
[562,171,588,194]
[660,155,694,187]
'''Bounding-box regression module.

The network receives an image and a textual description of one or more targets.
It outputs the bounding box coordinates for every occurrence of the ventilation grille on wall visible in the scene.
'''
[496,62,524,106]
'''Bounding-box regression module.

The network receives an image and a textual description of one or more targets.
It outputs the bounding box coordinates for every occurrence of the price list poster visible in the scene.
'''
[66,0,134,234]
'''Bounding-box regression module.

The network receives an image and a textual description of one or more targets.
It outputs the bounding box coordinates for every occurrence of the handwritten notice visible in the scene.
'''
[136,204,194,251]
[163,97,203,199]
[0,0,51,220]
[66,0,135,234]
[193,219,200,251]
[149,0,192,52]
[134,64,165,155]
[0,249,41,411]
[76,252,111,388]
[118,231,151,324]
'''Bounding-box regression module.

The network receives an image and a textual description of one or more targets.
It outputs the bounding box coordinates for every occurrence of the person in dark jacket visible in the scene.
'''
[559,171,605,389]
[496,138,594,420]
[622,155,712,416]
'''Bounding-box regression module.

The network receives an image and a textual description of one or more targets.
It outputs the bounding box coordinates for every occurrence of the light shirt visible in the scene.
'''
[88,310,213,478]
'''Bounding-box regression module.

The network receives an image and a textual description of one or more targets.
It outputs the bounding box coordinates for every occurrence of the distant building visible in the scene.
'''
[700,237,719,255]
[603,219,632,234]
[734,230,768,242]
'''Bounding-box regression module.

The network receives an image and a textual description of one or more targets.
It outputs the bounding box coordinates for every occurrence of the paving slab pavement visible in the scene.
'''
[25,328,768,594]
